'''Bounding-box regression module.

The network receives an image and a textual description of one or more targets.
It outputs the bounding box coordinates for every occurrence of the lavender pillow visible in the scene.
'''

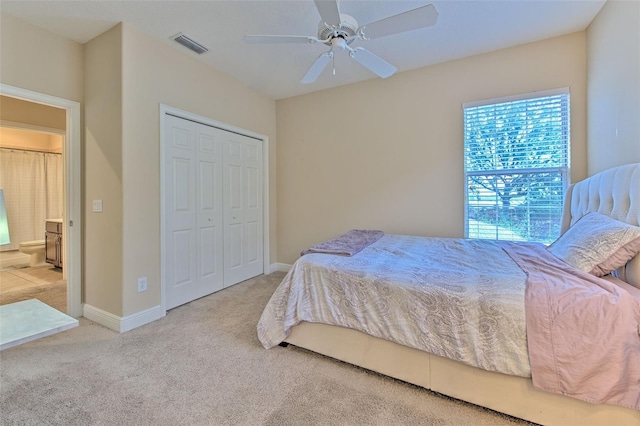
[547,212,640,277]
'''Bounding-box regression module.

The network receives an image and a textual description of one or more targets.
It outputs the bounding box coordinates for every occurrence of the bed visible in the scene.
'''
[259,163,640,426]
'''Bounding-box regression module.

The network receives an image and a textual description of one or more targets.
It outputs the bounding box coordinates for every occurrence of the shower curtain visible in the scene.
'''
[0,148,63,251]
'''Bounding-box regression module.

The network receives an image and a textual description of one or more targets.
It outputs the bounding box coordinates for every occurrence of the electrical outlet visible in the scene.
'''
[137,277,148,293]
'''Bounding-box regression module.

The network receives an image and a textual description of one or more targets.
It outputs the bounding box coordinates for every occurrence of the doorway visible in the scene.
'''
[0,126,66,311]
[0,84,82,317]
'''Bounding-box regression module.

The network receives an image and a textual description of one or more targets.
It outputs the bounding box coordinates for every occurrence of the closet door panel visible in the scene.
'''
[165,116,197,309]
[224,138,245,286]
[244,143,261,267]
[195,128,224,297]
[223,134,263,287]
[197,158,217,284]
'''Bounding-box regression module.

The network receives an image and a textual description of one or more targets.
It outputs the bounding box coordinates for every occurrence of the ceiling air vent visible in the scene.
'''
[172,33,208,55]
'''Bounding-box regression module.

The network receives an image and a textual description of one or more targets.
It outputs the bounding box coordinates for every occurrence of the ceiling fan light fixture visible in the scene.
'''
[330,37,347,51]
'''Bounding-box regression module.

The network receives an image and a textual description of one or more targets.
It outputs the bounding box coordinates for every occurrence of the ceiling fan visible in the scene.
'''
[244,0,438,84]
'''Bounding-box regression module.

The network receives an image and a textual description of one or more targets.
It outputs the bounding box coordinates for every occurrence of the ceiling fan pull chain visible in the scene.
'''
[332,53,336,76]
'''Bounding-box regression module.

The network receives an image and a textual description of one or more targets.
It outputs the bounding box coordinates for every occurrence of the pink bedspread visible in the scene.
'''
[501,242,640,410]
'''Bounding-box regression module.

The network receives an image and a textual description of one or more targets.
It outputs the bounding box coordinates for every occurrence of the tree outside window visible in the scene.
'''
[463,89,570,244]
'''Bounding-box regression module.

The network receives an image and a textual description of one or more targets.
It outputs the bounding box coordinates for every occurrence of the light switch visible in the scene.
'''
[92,200,103,213]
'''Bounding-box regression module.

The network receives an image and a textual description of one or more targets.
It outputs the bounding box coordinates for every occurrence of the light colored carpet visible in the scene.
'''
[0,266,66,312]
[0,272,533,425]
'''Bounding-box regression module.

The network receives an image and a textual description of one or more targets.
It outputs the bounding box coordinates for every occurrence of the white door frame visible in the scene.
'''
[1,83,83,317]
[159,104,270,312]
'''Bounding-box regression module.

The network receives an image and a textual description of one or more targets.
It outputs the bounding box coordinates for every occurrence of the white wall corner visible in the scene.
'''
[83,304,165,333]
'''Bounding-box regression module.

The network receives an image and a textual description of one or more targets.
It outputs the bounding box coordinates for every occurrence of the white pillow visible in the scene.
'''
[547,212,640,277]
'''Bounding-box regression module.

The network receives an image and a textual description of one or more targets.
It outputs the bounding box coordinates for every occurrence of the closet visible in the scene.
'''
[164,114,263,309]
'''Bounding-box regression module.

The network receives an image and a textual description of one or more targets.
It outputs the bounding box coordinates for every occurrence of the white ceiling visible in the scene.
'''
[1,0,606,100]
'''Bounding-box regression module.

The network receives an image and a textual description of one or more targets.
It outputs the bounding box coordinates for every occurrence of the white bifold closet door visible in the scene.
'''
[165,114,263,310]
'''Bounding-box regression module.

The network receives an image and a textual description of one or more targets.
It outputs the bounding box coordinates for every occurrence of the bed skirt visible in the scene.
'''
[285,321,638,426]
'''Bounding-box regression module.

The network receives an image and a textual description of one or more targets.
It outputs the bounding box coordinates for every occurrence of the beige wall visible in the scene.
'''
[0,127,63,153]
[586,0,640,174]
[276,32,587,265]
[119,24,276,316]
[0,95,66,131]
[0,13,83,102]
[84,24,124,315]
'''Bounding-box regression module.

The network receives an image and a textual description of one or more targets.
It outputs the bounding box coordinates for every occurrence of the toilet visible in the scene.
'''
[18,240,46,266]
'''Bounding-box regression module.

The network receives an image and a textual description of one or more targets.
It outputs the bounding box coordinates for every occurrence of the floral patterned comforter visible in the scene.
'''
[258,234,531,377]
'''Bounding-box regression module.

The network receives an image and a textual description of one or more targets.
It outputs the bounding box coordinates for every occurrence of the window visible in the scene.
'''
[463,88,570,244]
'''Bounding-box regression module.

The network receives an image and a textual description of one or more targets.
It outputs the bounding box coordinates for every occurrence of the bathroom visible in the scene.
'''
[0,104,66,313]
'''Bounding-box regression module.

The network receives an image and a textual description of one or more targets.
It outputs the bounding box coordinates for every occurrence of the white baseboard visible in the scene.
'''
[83,304,165,333]
[82,304,120,332]
[120,305,166,332]
[84,264,291,332]
[270,263,292,273]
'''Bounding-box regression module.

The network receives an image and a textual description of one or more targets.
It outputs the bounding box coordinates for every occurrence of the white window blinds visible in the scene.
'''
[463,88,570,244]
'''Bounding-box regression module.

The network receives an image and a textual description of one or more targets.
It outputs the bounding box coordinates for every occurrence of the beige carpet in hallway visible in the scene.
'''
[0,265,66,312]
[0,272,532,425]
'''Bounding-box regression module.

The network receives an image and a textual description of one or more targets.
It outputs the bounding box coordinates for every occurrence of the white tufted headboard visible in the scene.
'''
[561,163,640,287]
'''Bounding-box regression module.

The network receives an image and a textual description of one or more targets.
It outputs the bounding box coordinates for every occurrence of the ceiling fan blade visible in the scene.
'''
[314,0,341,26]
[243,35,318,44]
[350,47,397,78]
[301,52,333,84]
[358,4,438,40]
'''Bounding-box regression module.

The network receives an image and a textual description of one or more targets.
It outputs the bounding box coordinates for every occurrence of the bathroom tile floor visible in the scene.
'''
[0,250,30,271]
[0,265,66,312]
[0,265,63,292]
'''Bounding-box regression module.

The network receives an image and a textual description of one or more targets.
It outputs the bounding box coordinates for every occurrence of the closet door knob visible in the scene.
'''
[208,217,212,221]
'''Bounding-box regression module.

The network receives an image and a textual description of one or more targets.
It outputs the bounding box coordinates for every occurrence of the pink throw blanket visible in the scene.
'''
[301,230,384,257]
[501,242,640,410]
